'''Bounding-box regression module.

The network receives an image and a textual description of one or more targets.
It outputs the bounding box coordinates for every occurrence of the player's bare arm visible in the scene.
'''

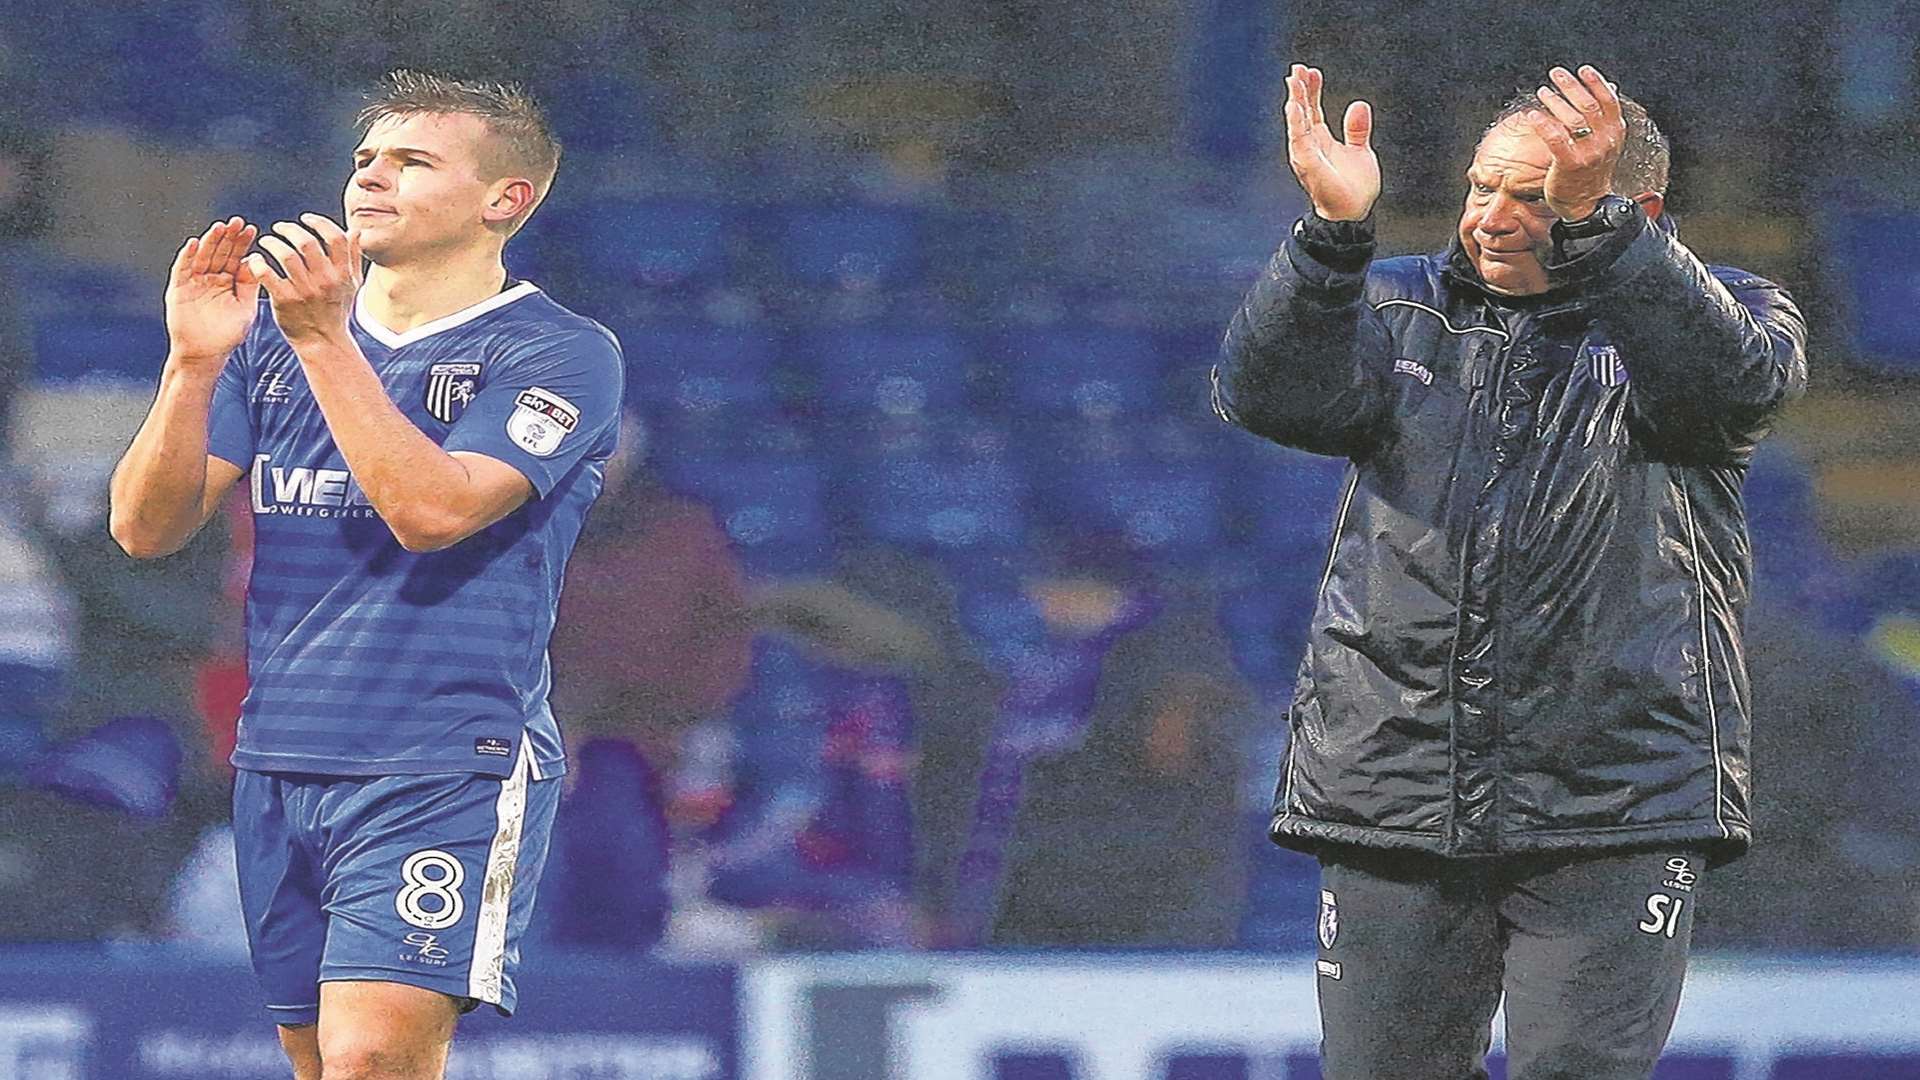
[243,213,533,553]
[109,217,257,559]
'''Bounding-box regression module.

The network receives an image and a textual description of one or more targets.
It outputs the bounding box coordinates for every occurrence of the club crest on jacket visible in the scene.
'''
[1584,343,1629,387]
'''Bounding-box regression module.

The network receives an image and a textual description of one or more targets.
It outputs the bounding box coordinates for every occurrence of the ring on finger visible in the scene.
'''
[1570,126,1595,139]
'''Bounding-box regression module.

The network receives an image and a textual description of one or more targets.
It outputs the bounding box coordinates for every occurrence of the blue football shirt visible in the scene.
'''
[207,282,622,779]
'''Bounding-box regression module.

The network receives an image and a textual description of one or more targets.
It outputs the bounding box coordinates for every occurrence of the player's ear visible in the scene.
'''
[482,178,537,227]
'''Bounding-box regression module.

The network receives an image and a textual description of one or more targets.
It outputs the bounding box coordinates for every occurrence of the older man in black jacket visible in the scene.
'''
[1212,64,1806,1079]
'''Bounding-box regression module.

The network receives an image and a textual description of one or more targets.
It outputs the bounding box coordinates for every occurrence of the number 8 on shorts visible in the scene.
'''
[396,849,467,930]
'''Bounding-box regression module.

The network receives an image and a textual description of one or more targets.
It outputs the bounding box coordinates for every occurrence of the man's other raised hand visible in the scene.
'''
[165,217,261,370]
[1283,65,1380,223]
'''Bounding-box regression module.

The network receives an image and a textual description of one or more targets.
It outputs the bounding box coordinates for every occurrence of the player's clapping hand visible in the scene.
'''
[165,217,261,368]
[242,214,364,349]
[1283,64,1379,223]
[1524,65,1626,222]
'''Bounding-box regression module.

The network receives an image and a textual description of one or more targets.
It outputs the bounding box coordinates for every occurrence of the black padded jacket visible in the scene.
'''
[1211,207,1807,865]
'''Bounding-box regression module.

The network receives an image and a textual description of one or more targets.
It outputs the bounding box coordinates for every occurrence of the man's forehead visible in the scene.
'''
[1471,123,1552,179]
[355,111,489,154]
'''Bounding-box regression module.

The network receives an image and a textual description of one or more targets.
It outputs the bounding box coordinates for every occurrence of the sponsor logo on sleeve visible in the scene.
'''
[506,386,579,457]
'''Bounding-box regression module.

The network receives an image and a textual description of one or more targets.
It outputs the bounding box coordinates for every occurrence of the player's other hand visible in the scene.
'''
[243,214,364,349]
[165,217,261,369]
[1283,64,1379,223]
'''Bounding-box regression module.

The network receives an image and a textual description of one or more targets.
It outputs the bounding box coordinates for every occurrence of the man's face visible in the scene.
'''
[1457,118,1560,296]
[345,112,504,265]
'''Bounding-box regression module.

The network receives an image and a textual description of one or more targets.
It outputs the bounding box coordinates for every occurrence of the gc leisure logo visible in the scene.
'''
[400,932,452,967]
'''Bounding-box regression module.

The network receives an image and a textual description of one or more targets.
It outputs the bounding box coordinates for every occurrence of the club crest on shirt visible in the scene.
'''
[424,362,483,423]
[507,386,579,457]
[1583,343,1630,387]
[1319,889,1339,950]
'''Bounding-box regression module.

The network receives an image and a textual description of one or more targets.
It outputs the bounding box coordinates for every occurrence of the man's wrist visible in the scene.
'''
[1554,194,1638,239]
[1295,209,1377,273]
[1545,194,1649,282]
[162,351,229,379]
[285,325,358,360]
[1555,198,1602,223]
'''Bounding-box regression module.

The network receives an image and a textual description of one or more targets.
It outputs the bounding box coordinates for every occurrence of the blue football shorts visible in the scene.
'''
[231,742,559,1026]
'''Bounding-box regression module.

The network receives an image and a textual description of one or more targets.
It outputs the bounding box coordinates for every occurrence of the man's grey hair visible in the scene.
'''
[1484,90,1670,197]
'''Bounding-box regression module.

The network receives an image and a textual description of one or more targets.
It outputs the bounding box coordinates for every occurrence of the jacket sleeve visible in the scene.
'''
[1211,213,1396,459]
[1551,212,1808,461]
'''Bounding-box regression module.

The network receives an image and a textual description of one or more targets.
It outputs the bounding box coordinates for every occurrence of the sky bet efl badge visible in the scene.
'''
[1318,889,1339,950]
[507,386,579,457]
[424,362,481,423]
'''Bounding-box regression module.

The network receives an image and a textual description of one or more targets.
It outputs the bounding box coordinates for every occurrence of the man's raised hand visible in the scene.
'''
[1525,64,1626,222]
[164,217,261,369]
[1283,65,1380,223]
[242,214,365,350]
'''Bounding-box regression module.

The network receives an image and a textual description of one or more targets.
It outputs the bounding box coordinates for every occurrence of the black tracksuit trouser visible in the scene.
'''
[1313,844,1706,1080]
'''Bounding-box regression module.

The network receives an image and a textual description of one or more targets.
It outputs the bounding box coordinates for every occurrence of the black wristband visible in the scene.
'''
[1295,210,1376,273]
[1545,196,1648,284]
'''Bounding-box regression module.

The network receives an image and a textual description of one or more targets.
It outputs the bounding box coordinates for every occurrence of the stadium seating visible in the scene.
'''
[528,738,671,951]
[619,322,781,413]
[15,258,151,316]
[1216,585,1313,700]
[539,71,664,151]
[210,185,343,235]
[656,458,832,576]
[1770,1056,1920,1079]
[956,582,1054,674]
[996,326,1164,419]
[1828,209,1920,372]
[1235,444,1349,563]
[840,455,1030,557]
[1162,1052,1252,1080]
[30,313,168,384]
[558,198,735,288]
[1035,458,1227,566]
[767,202,926,290]
[992,1050,1079,1080]
[800,327,975,416]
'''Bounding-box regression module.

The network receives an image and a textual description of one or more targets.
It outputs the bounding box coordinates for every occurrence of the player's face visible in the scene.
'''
[346,112,501,264]
[1458,119,1558,297]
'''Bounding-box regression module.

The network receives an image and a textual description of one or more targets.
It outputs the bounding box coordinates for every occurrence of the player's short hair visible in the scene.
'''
[1483,89,1670,197]
[357,70,562,236]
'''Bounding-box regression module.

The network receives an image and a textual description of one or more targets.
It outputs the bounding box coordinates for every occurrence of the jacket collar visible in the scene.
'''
[1440,213,1680,320]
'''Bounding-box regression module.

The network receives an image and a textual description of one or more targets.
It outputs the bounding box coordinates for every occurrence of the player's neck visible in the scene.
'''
[359,251,511,337]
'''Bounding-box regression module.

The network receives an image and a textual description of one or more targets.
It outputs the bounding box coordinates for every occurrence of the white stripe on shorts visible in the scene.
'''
[467,734,533,1005]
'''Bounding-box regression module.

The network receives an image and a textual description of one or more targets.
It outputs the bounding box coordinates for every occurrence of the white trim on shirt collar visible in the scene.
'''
[353,281,542,349]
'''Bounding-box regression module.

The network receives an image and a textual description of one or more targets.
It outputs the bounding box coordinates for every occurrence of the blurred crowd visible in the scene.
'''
[0,0,1918,958]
